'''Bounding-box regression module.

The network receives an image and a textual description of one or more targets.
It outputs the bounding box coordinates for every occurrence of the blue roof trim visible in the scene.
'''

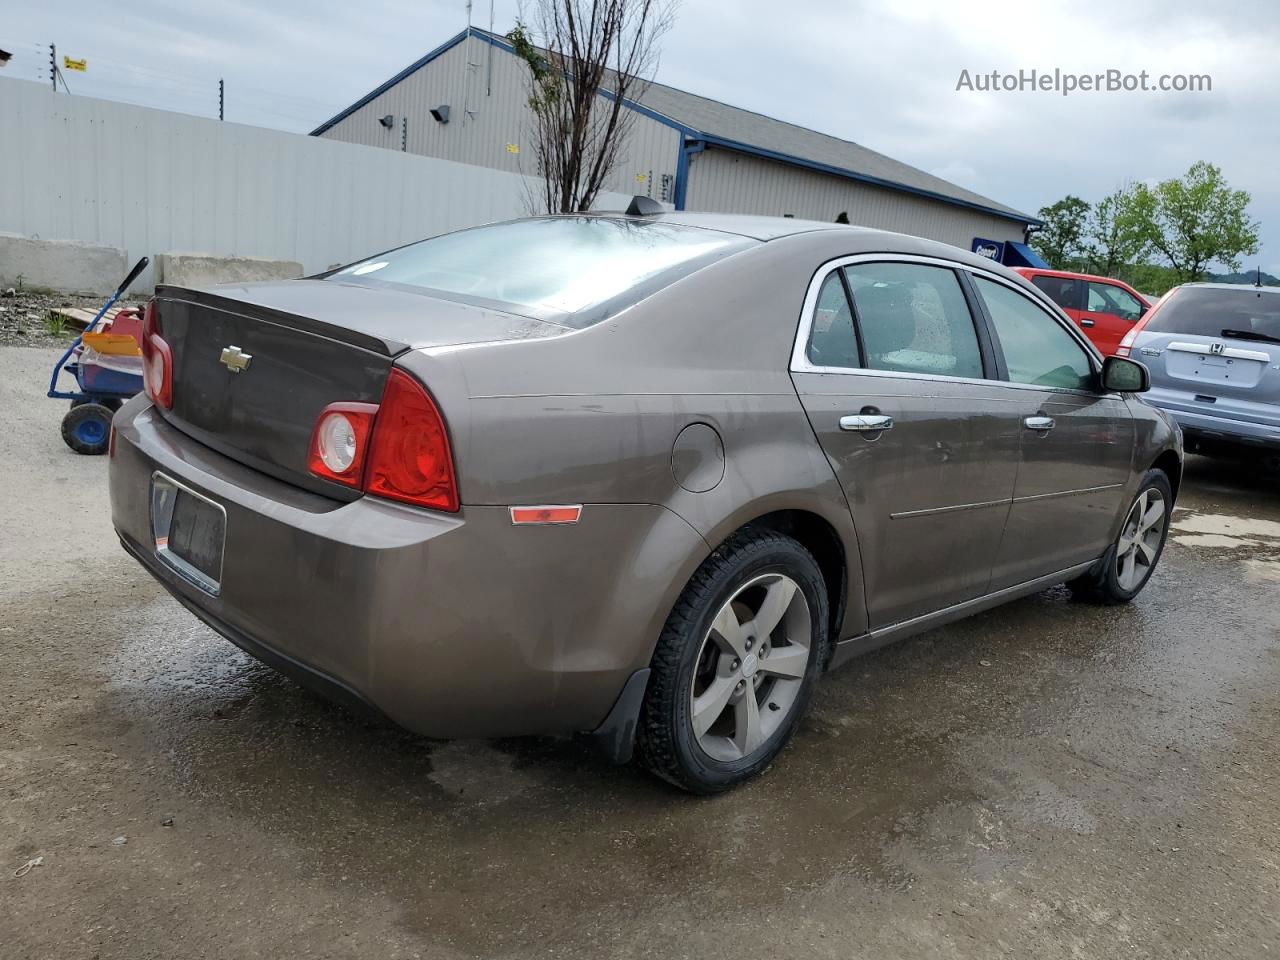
[310,28,1041,227]
[310,29,490,136]
[594,87,696,136]
[696,133,1041,226]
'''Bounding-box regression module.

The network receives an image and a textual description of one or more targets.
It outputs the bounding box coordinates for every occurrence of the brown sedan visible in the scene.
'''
[110,212,1181,793]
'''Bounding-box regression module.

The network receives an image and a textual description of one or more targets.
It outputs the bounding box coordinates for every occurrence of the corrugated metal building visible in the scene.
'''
[312,28,1042,260]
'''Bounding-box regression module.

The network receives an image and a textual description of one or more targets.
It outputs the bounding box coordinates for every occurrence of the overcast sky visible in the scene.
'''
[6,0,1279,273]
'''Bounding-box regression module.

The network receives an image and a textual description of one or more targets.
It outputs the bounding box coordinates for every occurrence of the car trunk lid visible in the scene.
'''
[1162,338,1275,390]
[152,281,562,497]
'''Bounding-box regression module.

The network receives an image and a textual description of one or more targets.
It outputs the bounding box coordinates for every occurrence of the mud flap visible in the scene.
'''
[588,668,651,765]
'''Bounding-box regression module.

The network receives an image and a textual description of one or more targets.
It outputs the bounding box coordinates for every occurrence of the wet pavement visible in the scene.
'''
[3,344,1279,959]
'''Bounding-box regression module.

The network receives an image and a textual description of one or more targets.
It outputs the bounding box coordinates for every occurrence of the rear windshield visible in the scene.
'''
[326,217,756,328]
[1149,286,1280,343]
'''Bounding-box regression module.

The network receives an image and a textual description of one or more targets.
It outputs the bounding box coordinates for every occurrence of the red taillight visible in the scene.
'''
[364,369,459,512]
[141,299,173,409]
[307,369,459,512]
[1117,303,1160,357]
[307,402,379,487]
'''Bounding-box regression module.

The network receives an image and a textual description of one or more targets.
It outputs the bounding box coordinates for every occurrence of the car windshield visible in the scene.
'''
[326,217,755,327]
[1147,287,1280,343]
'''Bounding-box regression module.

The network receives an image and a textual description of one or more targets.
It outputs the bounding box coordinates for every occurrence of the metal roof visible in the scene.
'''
[311,28,1038,226]
[630,79,1035,224]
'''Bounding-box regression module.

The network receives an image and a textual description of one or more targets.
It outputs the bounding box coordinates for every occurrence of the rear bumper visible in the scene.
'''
[1142,394,1280,451]
[109,396,708,739]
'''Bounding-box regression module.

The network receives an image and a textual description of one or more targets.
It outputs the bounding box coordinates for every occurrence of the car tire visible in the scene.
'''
[61,402,114,455]
[636,528,830,794]
[1069,468,1173,604]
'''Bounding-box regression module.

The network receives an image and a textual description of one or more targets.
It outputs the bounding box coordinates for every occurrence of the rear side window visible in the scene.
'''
[1145,287,1280,343]
[843,262,985,378]
[807,273,861,368]
[1087,281,1143,321]
[328,217,756,328]
[1031,274,1082,310]
[975,276,1095,391]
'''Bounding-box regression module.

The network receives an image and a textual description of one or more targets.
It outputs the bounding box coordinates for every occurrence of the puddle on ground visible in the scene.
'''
[1243,557,1280,582]
[1172,511,1280,550]
[1174,533,1261,549]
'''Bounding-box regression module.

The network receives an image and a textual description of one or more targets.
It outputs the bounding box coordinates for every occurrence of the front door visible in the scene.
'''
[792,259,1021,630]
[970,275,1135,587]
[1082,280,1146,356]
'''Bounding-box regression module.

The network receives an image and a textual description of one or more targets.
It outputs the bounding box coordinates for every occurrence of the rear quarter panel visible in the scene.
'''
[414,233,873,644]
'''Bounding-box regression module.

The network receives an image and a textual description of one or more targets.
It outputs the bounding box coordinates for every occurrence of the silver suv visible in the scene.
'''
[1119,283,1280,462]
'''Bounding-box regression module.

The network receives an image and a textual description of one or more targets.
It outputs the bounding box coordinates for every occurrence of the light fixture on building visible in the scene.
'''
[378,114,395,129]
[430,105,450,124]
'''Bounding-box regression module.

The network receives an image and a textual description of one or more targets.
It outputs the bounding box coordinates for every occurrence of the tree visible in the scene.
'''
[1030,195,1090,270]
[1137,161,1259,283]
[1083,183,1151,278]
[508,0,675,214]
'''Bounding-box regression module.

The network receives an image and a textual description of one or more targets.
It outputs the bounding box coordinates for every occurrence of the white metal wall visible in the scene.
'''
[0,77,632,292]
[317,34,682,204]
[684,147,1026,249]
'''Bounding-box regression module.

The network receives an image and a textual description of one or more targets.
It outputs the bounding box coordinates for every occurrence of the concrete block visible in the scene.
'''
[0,232,130,295]
[156,253,304,290]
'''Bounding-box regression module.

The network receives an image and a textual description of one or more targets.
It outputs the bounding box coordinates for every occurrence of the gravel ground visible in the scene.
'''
[2,343,1279,959]
[0,289,144,348]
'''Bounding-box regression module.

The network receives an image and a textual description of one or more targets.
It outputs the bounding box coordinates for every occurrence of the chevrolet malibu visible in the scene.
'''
[110,212,1182,793]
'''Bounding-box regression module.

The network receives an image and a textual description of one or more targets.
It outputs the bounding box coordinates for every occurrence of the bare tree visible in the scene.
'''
[508,0,676,214]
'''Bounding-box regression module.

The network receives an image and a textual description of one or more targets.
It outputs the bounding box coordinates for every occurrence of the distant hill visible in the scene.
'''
[1208,270,1280,286]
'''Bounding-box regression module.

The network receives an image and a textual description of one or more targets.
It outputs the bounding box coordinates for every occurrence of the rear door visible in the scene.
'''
[1082,280,1145,355]
[970,275,1135,587]
[791,257,1021,630]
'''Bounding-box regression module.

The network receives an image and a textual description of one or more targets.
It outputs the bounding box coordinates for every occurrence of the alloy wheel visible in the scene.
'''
[1116,487,1166,592]
[689,573,812,762]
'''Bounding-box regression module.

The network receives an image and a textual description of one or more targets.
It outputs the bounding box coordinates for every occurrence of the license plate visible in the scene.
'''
[151,472,226,595]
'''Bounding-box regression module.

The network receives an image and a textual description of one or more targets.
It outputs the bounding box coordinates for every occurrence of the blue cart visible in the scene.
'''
[47,257,150,454]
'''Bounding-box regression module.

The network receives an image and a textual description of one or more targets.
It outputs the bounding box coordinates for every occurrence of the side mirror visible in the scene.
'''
[1102,355,1150,393]
[1137,302,1149,317]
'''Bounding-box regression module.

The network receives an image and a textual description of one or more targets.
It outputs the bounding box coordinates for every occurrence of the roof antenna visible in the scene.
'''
[626,195,665,217]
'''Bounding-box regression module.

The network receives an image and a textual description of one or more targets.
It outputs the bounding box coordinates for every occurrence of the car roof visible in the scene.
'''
[1015,267,1140,286]
[1176,282,1280,294]
[580,209,849,241]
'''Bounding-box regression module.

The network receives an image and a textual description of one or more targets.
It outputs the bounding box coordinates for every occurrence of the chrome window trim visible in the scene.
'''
[790,253,1113,400]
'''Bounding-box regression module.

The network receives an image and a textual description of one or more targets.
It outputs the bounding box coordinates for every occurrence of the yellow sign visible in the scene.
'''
[63,56,87,72]
[505,143,519,154]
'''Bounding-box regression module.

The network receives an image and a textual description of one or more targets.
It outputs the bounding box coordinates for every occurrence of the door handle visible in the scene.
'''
[1023,416,1056,431]
[840,414,894,433]
[1079,317,1096,327]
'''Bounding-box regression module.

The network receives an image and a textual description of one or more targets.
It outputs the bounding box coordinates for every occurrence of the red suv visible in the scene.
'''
[1013,268,1152,356]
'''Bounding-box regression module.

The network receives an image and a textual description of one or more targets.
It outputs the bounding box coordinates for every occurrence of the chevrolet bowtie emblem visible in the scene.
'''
[219,345,252,373]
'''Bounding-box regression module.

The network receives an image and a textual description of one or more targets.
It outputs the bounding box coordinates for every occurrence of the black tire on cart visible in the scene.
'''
[71,397,122,412]
[61,402,115,455]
